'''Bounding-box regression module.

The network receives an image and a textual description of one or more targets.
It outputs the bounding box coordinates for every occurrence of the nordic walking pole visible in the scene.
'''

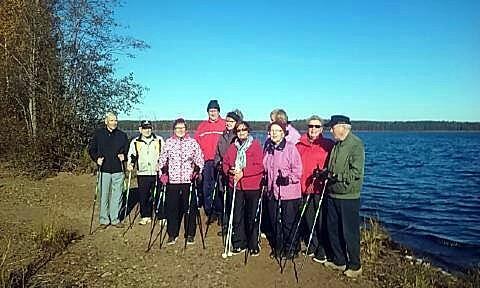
[158,184,167,249]
[194,180,206,249]
[256,182,266,245]
[89,166,101,234]
[276,170,284,270]
[221,181,228,247]
[298,178,329,277]
[183,181,195,252]
[222,180,237,259]
[204,170,220,238]
[146,173,160,251]
[124,170,132,223]
[281,194,311,272]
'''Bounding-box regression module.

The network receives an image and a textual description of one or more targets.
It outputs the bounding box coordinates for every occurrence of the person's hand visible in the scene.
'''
[313,168,333,180]
[97,157,104,166]
[233,169,243,183]
[117,154,125,162]
[160,174,168,185]
[276,174,290,186]
[127,163,134,171]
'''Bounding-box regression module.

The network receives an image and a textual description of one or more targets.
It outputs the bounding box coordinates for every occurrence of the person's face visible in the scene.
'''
[105,115,118,130]
[331,124,344,141]
[174,123,187,138]
[270,124,285,144]
[139,127,152,138]
[208,109,220,121]
[236,124,249,141]
[307,119,323,140]
[225,117,236,131]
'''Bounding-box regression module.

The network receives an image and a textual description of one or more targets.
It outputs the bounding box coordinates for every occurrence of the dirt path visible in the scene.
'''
[0,172,372,287]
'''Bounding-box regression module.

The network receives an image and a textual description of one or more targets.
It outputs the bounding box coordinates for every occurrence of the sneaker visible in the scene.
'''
[344,267,362,278]
[166,236,177,245]
[260,233,267,239]
[99,224,109,229]
[112,222,125,228]
[231,248,246,255]
[302,250,315,257]
[313,256,327,264]
[250,249,260,257]
[139,217,152,225]
[186,236,195,245]
[159,219,167,226]
[324,261,346,271]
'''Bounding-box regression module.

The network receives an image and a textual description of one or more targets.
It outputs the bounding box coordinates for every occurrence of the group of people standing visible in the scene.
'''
[88,100,365,278]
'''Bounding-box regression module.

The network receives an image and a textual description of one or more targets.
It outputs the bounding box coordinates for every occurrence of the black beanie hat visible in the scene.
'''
[226,111,242,122]
[207,100,220,112]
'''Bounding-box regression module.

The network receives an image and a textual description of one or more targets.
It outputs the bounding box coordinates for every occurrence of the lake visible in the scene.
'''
[129,130,480,271]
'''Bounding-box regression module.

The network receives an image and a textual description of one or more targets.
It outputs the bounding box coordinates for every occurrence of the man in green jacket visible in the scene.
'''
[322,115,365,278]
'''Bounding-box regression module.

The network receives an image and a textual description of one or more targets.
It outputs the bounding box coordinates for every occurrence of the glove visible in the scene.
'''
[276,175,290,186]
[161,166,168,174]
[160,174,169,185]
[193,165,201,173]
[313,168,334,181]
[260,175,267,187]
[130,154,137,164]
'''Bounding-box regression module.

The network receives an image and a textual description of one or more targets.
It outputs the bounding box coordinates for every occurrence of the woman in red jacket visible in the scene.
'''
[223,121,264,256]
[296,115,334,262]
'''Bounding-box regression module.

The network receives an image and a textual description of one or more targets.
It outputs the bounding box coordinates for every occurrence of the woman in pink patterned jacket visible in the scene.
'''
[157,118,204,245]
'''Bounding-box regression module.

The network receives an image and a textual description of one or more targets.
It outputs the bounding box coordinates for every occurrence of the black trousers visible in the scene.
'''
[231,188,261,250]
[165,183,197,239]
[266,197,301,255]
[301,193,329,258]
[137,175,156,218]
[326,196,361,270]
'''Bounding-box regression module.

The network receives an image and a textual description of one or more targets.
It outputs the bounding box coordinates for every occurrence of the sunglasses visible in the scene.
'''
[236,128,249,132]
[308,124,322,128]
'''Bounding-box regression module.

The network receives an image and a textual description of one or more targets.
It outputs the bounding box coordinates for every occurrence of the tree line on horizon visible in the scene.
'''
[118,120,480,131]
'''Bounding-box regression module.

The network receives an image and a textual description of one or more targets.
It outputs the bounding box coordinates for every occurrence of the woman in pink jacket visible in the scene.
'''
[263,120,303,260]
[222,121,264,256]
[157,118,204,245]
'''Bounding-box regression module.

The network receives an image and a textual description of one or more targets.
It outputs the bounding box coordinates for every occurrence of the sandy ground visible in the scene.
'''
[0,172,372,287]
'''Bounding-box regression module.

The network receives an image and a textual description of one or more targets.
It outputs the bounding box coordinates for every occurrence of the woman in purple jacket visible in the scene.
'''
[263,120,303,260]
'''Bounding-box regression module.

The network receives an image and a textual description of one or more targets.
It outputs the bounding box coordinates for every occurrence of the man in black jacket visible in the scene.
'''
[88,112,129,228]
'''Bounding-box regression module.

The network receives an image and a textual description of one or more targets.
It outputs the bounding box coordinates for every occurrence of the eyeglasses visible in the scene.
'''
[308,125,322,129]
[236,128,249,132]
[174,126,186,130]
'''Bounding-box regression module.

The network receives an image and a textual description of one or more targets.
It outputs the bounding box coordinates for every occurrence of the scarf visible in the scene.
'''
[234,135,254,170]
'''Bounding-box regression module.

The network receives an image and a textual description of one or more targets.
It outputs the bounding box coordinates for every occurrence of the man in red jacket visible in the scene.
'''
[194,100,226,223]
[296,115,334,262]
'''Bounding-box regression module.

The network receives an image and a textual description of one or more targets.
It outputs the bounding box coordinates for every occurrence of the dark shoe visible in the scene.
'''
[186,236,195,245]
[99,224,109,229]
[231,247,246,255]
[113,222,125,228]
[250,249,260,257]
[166,236,177,245]
[302,250,315,257]
[313,255,327,263]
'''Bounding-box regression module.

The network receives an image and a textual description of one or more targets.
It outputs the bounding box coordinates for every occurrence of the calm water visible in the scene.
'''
[132,130,480,271]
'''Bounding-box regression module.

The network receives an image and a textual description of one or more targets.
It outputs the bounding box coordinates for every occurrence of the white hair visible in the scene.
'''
[104,112,117,121]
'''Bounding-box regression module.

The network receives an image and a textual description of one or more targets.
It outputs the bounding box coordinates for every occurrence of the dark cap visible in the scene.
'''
[268,120,287,134]
[140,120,152,129]
[226,110,242,122]
[207,100,220,112]
[324,115,351,127]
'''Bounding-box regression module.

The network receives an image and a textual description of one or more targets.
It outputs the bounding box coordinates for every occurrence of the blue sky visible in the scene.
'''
[115,0,479,122]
